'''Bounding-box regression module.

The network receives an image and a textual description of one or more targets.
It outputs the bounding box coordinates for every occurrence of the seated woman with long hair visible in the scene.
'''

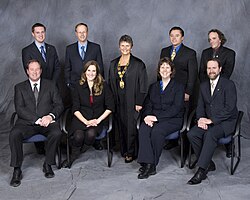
[137,57,185,179]
[62,60,114,167]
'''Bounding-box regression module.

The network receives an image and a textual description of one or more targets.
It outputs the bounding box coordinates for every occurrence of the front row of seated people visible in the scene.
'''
[9,57,237,187]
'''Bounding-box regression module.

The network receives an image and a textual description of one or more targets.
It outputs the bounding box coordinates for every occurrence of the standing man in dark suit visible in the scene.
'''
[22,23,61,83]
[199,29,236,83]
[160,26,198,149]
[64,22,103,89]
[9,59,64,187]
[199,29,236,157]
[187,58,238,185]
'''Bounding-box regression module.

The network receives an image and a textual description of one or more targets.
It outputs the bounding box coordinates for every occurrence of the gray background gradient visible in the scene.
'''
[0,0,249,137]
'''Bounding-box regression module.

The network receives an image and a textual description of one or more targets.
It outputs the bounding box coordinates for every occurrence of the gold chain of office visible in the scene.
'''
[117,60,129,89]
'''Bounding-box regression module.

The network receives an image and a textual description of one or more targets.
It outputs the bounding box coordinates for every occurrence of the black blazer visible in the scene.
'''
[199,46,236,83]
[160,44,198,95]
[64,41,103,87]
[197,76,238,135]
[142,79,184,122]
[14,79,64,126]
[22,42,61,82]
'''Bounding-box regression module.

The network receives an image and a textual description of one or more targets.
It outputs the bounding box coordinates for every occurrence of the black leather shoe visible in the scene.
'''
[187,168,207,185]
[164,140,178,150]
[125,155,135,163]
[139,163,146,173]
[10,168,22,187]
[93,141,103,151]
[207,160,216,172]
[43,162,55,178]
[61,159,72,168]
[138,164,156,179]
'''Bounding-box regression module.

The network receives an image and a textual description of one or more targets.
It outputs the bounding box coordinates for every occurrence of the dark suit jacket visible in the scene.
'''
[22,42,61,82]
[142,79,184,123]
[64,41,103,87]
[14,79,64,126]
[70,81,114,133]
[199,46,236,83]
[196,76,238,135]
[160,44,198,95]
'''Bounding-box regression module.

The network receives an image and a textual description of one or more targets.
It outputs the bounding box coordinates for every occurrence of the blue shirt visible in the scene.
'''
[78,41,88,56]
[171,43,182,54]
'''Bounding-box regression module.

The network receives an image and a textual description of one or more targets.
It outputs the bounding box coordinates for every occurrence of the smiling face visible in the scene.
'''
[169,29,184,48]
[208,32,221,50]
[85,64,97,81]
[159,62,172,79]
[119,41,132,56]
[75,24,88,44]
[207,60,221,80]
[32,26,46,44]
[27,61,42,82]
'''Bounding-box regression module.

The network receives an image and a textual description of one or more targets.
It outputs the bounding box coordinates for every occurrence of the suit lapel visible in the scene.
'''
[37,79,45,105]
[32,42,45,65]
[211,77,222,100]
[25,80,36,104]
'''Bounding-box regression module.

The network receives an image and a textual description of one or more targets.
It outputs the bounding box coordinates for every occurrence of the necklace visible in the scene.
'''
[117,59,129,89]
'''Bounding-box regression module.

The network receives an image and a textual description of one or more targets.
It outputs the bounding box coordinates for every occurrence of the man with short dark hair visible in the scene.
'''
[9,60,64,187]
[187,58,238,185]
[160,26,198,150]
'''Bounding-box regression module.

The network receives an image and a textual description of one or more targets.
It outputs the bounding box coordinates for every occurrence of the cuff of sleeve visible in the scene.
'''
[49,113,56,120]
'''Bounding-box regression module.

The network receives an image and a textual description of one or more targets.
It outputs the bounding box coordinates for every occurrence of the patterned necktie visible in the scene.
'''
[40,46,46,62]
[81,46,85,60]
[211,81,215,96]
[33,83,39,105]
[171,49,176,61]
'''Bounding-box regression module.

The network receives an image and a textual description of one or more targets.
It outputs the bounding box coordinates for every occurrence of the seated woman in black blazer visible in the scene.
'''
[137,57,185,179]
[62,60,114,167]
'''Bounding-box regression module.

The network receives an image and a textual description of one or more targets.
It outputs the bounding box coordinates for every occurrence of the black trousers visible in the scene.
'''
[9,122,62,167]
[187,125,225,169]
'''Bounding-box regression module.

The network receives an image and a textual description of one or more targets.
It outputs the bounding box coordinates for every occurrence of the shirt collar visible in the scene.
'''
[29,78,41,91]
[78,41,88,51]
[171,43,182,53]
[210,75,220,87]
[35,41,46,52]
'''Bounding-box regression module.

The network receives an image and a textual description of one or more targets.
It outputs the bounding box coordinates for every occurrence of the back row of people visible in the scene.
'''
[9,23,236,187]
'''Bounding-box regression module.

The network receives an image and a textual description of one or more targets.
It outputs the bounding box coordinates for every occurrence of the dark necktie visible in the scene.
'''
[33,83,39,105]
[40,46,46,62]
[81,46,85,60]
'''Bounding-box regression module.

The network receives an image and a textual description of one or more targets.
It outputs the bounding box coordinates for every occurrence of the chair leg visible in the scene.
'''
[106,132,113,167]
[230,136,241,175]
[66,134,71,168]
[56,145,61,169]
[180,135,184,168]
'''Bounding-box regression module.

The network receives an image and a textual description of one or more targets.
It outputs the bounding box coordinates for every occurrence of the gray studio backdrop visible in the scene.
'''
[0,0,249,137]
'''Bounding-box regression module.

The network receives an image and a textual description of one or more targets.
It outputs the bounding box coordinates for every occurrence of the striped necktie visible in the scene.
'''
[40,46,46,62]
[171,49,176,61]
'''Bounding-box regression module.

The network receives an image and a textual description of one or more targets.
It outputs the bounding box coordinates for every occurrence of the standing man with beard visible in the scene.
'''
[187,58,238,185]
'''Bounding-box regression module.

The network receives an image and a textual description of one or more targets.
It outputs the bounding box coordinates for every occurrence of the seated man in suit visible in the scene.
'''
[22,23,61,154]
[187,58,238,185]
[199,29,236,157]
[160,26,198,150]
[64,22,104,150]
[9,59,64,187]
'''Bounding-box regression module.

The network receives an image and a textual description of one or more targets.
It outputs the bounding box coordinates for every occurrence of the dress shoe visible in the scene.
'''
[187,168,207,185]
[10,168,22,187]
[139,163,146,173]
[93,141,103,151]
[138,164,156,179]
[61,159,72,168]
[164,140,178,150]
[125,155,134,163]
[207,160,216,172]
[43,162,55,178]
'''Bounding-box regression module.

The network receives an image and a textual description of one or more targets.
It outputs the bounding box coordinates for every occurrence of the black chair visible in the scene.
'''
[61,108,113,168]
[137,107,189,168]
[187,110,244,175]
[10,112,62,169]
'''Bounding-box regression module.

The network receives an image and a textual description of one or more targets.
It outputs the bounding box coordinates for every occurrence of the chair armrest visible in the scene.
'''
[233,111,244,139]
[61,108,71,135]
[186,109,196,132]
[106,114,113,133]
[10,112,17,127]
